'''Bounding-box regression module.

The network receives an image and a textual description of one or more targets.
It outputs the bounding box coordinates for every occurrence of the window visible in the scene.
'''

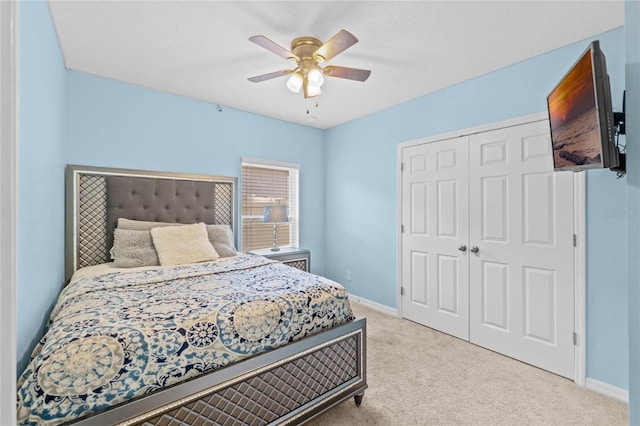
[241,158,299,252]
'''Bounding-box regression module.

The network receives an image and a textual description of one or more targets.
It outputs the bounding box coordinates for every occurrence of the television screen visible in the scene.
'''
[547,40,618,171]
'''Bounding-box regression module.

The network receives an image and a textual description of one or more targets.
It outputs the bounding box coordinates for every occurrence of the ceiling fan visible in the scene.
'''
[247,29,371,99]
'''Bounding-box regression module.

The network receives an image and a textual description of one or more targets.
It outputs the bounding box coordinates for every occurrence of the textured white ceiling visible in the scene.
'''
[48,1,625,129]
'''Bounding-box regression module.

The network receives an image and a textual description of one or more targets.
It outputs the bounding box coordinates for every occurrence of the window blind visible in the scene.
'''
[241,159,299,252]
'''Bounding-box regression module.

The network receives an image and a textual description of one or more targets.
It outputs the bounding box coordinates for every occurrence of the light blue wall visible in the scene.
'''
[324,28,628,390]
[64,71,326,272]
[17,0,67,374]
[626,0,640,422]
[586,170,628,389]
[583,26,629,394]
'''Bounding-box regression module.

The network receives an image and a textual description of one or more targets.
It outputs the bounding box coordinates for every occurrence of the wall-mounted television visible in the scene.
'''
[547,40,619,172]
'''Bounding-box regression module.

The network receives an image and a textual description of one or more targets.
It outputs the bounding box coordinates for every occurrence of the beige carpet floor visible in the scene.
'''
[307,302,628,426]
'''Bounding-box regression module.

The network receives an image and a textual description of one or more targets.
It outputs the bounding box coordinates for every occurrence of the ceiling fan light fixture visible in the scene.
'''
[305,82,322,98]
[286,72,303,93]
[307,67,325,87]
[248,29,371,100]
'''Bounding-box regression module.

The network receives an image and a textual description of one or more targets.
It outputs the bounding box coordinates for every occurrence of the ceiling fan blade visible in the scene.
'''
[249,35,296,61]
[323,65,371,82]
[247,69,292,83]
[314,29,358,63]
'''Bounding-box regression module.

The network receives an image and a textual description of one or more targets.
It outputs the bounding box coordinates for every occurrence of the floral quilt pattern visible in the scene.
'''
[17,255,355,425]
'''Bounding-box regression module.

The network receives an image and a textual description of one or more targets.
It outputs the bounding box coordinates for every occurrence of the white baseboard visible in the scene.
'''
[585,377,629,404]
[349,293,398,317]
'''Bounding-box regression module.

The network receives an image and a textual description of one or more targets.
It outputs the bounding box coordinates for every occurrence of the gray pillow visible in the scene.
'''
[205,224,238,257]
[117,218,177,231]
[117,218,238,257]
[110,228,160,268]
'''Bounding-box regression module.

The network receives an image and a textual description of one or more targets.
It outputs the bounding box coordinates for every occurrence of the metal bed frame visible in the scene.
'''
[64,164,367,425]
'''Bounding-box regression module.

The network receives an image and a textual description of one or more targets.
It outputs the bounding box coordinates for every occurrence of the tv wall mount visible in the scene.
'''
[610,90,626,175]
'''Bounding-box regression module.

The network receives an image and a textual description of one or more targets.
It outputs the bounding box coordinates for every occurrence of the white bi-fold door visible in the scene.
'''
[400,119,575,379]
[401,135,470,340]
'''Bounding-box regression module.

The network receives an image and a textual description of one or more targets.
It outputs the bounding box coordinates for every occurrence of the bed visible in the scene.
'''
[16,164,367,425]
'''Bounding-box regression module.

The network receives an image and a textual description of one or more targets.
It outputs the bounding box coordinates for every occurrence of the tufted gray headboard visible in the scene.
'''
[65,164,237,282]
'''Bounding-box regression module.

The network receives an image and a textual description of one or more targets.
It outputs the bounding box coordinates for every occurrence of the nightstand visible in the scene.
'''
[248,247,310,272]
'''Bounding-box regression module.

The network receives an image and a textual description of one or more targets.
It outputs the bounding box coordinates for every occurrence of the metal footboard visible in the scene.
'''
[70,318,367,426]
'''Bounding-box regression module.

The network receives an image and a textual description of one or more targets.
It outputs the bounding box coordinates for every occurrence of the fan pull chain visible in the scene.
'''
[306,102,318,114]
[305,100,319,116]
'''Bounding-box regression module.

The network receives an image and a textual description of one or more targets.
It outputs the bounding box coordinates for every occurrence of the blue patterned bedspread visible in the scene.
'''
[17,255,355,425]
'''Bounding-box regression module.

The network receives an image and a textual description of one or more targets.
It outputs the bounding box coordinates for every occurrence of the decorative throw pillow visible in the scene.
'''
[118,218,237,257]
[205,224,238,257]
[151,223,219,266]
[110,229,160,268]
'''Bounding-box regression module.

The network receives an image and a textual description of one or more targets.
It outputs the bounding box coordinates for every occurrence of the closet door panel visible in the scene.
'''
[401,136,470,340]
[468,120,575,379]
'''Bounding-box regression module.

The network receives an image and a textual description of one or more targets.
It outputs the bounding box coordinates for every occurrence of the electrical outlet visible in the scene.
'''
[346,271,352,281]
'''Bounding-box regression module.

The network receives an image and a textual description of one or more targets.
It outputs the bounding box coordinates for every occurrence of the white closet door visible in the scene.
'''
[468,120,575,378]
[401,136,470,340]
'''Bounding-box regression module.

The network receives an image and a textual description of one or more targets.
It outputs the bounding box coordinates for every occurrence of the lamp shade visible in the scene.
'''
[263,205,288,223]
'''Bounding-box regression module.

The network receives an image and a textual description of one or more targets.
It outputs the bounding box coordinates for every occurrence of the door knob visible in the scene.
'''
[458,245,467,252]
[470,246,479,253]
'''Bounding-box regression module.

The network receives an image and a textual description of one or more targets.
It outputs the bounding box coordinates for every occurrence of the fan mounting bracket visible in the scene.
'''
[291,37,325,62]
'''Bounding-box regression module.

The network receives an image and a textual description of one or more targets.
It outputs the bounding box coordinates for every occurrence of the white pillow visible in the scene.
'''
[150,223,219,266]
